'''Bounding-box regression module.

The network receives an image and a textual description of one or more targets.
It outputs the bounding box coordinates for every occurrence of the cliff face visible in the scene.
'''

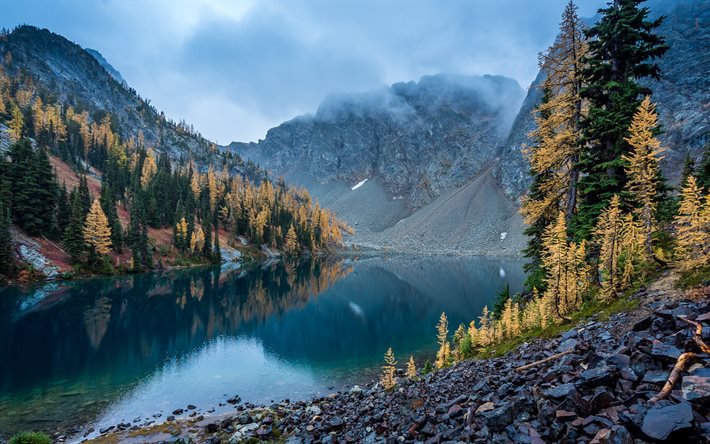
[498,0,710,200]
[232,74,524,209]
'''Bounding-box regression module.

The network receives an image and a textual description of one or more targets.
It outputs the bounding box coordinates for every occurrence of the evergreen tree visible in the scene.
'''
[9,103,23,141]
[681,152,696,188]
[64,192,87,262]
[698,143,710,191]
[213,215,221,262]
[0,200,13,276]
[576,0,668,239]
[78,175,92,216]
[100,182,123,252]
[33,147,58,235]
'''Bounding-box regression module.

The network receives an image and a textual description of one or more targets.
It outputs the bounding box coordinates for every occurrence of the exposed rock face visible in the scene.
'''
[232,74,524,209]
[498,0,710,199]
[0,26,219,164]
[85,48,127,87]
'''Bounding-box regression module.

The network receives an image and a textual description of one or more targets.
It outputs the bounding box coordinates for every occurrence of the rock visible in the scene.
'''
[558,338,578,353]
[99,426,114,434]
[475,401,495,413]
[682,375,710,405]
[555,410,577,421]
[578,366,617,388]
[641,401,694,441]
[632,316,653,332]
[172,408,184,415]
[650,341,682,360]
[479,402,513,432]
[227,395,241,404]
[206,422,219,433]
[306,405,322,416]
[187,404,196,410]
[542,383,578,400]
[642,369,669,384]
[329,416,344,430]
[590,425,633,444]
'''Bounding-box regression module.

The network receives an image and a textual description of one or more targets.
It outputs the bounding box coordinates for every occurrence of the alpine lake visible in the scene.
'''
[0,256,524,440]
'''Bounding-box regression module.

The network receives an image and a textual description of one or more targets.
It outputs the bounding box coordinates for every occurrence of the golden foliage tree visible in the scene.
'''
[435,312,450,368]
[284,224,298,254]
[9,103,23,141]
[521,1,587,226]
[84,199,112,255]
[190,226,205,253]
[380,347,397,391]
[406,356,417,379]
[595,195,624,300]
[140,151,157,187]
[674,176,710,271]
[623,96,664,254]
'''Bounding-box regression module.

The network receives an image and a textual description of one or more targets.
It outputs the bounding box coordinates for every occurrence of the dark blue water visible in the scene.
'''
[0,256,524,439]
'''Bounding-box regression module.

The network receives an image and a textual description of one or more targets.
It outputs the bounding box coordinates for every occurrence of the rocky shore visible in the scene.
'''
[87,275,710,443]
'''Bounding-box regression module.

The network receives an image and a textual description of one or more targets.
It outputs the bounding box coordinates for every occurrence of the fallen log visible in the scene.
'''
[514,349,573,372]
[678,316,710,353]
[649,352,696,404]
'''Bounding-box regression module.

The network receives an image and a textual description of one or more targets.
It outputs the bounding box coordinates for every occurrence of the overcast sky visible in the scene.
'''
[0,0,604,144]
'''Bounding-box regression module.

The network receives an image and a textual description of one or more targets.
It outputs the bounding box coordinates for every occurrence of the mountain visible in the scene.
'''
[497,0,710,200]
[230,74,527,255]
[85,48,127,86]
[0,26,222,165]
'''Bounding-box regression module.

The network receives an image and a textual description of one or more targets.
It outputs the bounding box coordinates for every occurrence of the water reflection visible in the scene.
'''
[0,256,524,438]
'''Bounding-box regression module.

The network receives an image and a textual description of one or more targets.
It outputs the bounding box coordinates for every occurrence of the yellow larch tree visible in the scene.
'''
[542,211,572,320]
[435,312,450,368]
[594,195,624,300]
[623,96,664,254]
[140,150,157,187]
[9,103,23,141]
[674,176,710,271]
[84,199,112,255]
[190,226,205,253]
[406,356,417,379]
[380,347,397,391]
[284,224,298,254]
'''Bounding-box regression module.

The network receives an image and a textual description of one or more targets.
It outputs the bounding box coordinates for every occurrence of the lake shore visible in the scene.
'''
[83,273,710,443]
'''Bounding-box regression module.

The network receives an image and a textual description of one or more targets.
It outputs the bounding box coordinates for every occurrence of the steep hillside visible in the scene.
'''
[0,26,222,165]
[230,74,525,254]
[497,0,710,199]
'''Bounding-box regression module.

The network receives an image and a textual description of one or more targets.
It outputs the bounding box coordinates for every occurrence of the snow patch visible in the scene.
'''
[499,267,506,278]
[500,232,507,240]
[351,178,368,190]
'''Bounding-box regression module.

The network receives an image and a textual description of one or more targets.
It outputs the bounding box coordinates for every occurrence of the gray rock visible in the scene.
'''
[641,401,694,441]
[682,375,710,405]
[643,370,670,384]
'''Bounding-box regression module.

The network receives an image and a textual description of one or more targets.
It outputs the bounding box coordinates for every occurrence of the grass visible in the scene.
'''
[473,294,641,359]
[8,432,52,444]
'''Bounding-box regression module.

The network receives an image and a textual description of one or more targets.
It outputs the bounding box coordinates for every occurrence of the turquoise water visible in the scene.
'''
[0,256,524,439]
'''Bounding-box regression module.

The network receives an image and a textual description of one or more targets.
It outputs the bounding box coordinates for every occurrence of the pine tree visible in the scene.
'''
[213,214,221,261]
[622,96,664,255]
[380,347,397,391]
[698,143,710,191]
[64,191,87,262]
[84,199,112,256]
[175,217,188,251]
[9,140,43,235]
[435,312,450,368]
[681,152,696,188]
[100,183,123,252]
[576,0,668,239]
[674,176,709,271]
[0,200,13,276]
[406,356,417,379]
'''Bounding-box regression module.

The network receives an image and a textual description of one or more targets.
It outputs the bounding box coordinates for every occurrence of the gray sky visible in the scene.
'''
[0,0,604,143]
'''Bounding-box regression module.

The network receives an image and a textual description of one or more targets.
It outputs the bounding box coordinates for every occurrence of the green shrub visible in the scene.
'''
[8,431,52,444]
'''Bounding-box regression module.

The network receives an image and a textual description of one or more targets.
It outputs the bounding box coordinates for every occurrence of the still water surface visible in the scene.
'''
[0,256,524,438]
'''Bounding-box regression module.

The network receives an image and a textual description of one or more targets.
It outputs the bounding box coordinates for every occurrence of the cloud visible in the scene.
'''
[0,0,605,143]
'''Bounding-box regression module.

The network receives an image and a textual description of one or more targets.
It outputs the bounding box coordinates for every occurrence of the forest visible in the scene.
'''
[0,57,350,282]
